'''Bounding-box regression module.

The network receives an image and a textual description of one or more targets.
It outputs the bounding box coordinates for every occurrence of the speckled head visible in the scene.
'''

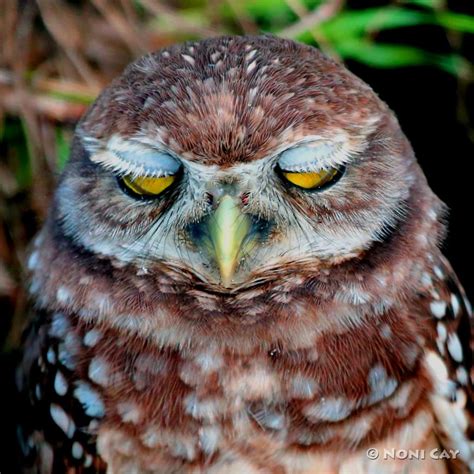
[32,35,445,333]
[79,35,384,165]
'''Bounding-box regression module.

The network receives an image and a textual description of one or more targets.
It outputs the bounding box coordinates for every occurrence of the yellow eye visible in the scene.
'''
[281,168,340,190]
[121,175,176,197]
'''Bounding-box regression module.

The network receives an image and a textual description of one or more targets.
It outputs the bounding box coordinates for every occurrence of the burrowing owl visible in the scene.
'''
[17,35,473,473]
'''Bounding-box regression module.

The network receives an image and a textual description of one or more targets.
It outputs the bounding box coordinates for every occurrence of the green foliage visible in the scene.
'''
[55,127,71,171]
[278,5,473,76]
[216,1,473,78]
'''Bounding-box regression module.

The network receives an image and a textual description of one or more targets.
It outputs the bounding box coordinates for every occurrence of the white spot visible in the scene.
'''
[181,54,195,65]
[83,329,102,347]
[421,272,433,287]
[433,265,444,279]
[246,49,257,61]
[341,413,374,444]
[49,313,69,338]
[85,421,98,437]
[430,301,447,318]
[303,396,354,422]
[88,357,111,387]
[33,232,45,248]
[46,347,56,364]
[79,275,92,285]
[251,408,286,430]
[456,366,469,385]
[380,324,392,339]
[447,333,463,362]
[451,293,461,316]
[170,439,197,461]
[437,322,447,342]
[388,382,413,414]
[50,404,75,438]
[141,428,161,448]
[433,265,444,280]
[367,364,398,404]
[35,384,41,400]
[198,425,220,454]
[463,297,472,317]
[224,365,280,400]
[72,441,83,459]
[430,289,440,300]
[56,286,72,304]
[162,51,170,58]
[247,60,257,73]
[289,375,318,399]
[27,251,39,270]
[29,278,41,295]
[417,234,428,246]
[184,393,224,422]
[194,351,223,373]
[74,381,105,418]
[116,401,141,424]
[58,343,76,371]
[424,350,456,398]
[54,371,68,396]
[84,454,93,467]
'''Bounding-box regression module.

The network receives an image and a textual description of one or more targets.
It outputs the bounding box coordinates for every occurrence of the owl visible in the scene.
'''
[17,35,473,473]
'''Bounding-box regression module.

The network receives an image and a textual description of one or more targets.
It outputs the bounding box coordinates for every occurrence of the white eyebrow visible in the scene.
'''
[277,135,356,172]
[87,135,181,177]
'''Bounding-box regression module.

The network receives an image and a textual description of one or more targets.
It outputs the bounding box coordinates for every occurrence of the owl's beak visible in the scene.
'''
[206,195,252,287]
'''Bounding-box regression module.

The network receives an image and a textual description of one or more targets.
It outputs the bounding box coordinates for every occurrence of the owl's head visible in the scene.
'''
[53,35,436,292]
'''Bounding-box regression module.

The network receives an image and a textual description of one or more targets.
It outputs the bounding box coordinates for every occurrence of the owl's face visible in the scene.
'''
[55,36,420,290]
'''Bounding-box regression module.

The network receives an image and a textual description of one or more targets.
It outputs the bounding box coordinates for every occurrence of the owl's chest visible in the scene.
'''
[91,349,442,474]
[37,312,439,472]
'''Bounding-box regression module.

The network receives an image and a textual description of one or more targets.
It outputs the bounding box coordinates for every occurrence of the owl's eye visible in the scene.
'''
[281,168,337,190]
[276,142,346,191]
[279,167,342,190]
[120,175,177,197]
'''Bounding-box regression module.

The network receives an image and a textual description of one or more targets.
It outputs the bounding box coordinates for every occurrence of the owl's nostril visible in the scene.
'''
[205,192,214,206]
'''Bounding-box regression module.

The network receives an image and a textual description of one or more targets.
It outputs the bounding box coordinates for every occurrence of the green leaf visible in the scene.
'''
[55,127,71,171]
[219,0,294,30]
[399,0,443,9]
[240,0,291,20]
[432,53,472,77]
[335,40,427,68]
[46,89,96,105]
[316,7,431,41]
[335,40,471,77]
[437,12,474,34]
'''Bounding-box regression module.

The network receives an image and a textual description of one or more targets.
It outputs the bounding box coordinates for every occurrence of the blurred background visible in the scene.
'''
[0,0,473,469]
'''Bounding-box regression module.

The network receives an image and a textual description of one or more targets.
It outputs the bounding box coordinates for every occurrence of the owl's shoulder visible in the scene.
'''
[416,256,474,470]
[17,311,105,472]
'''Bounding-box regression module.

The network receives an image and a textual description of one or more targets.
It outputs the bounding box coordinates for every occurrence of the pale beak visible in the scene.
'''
[206,194,252,287]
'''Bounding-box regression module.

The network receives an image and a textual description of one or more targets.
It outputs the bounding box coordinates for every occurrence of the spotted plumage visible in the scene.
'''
[17,35,472,473]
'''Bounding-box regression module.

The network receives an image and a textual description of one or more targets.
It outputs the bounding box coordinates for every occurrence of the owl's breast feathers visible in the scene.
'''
[18,229,473,473]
